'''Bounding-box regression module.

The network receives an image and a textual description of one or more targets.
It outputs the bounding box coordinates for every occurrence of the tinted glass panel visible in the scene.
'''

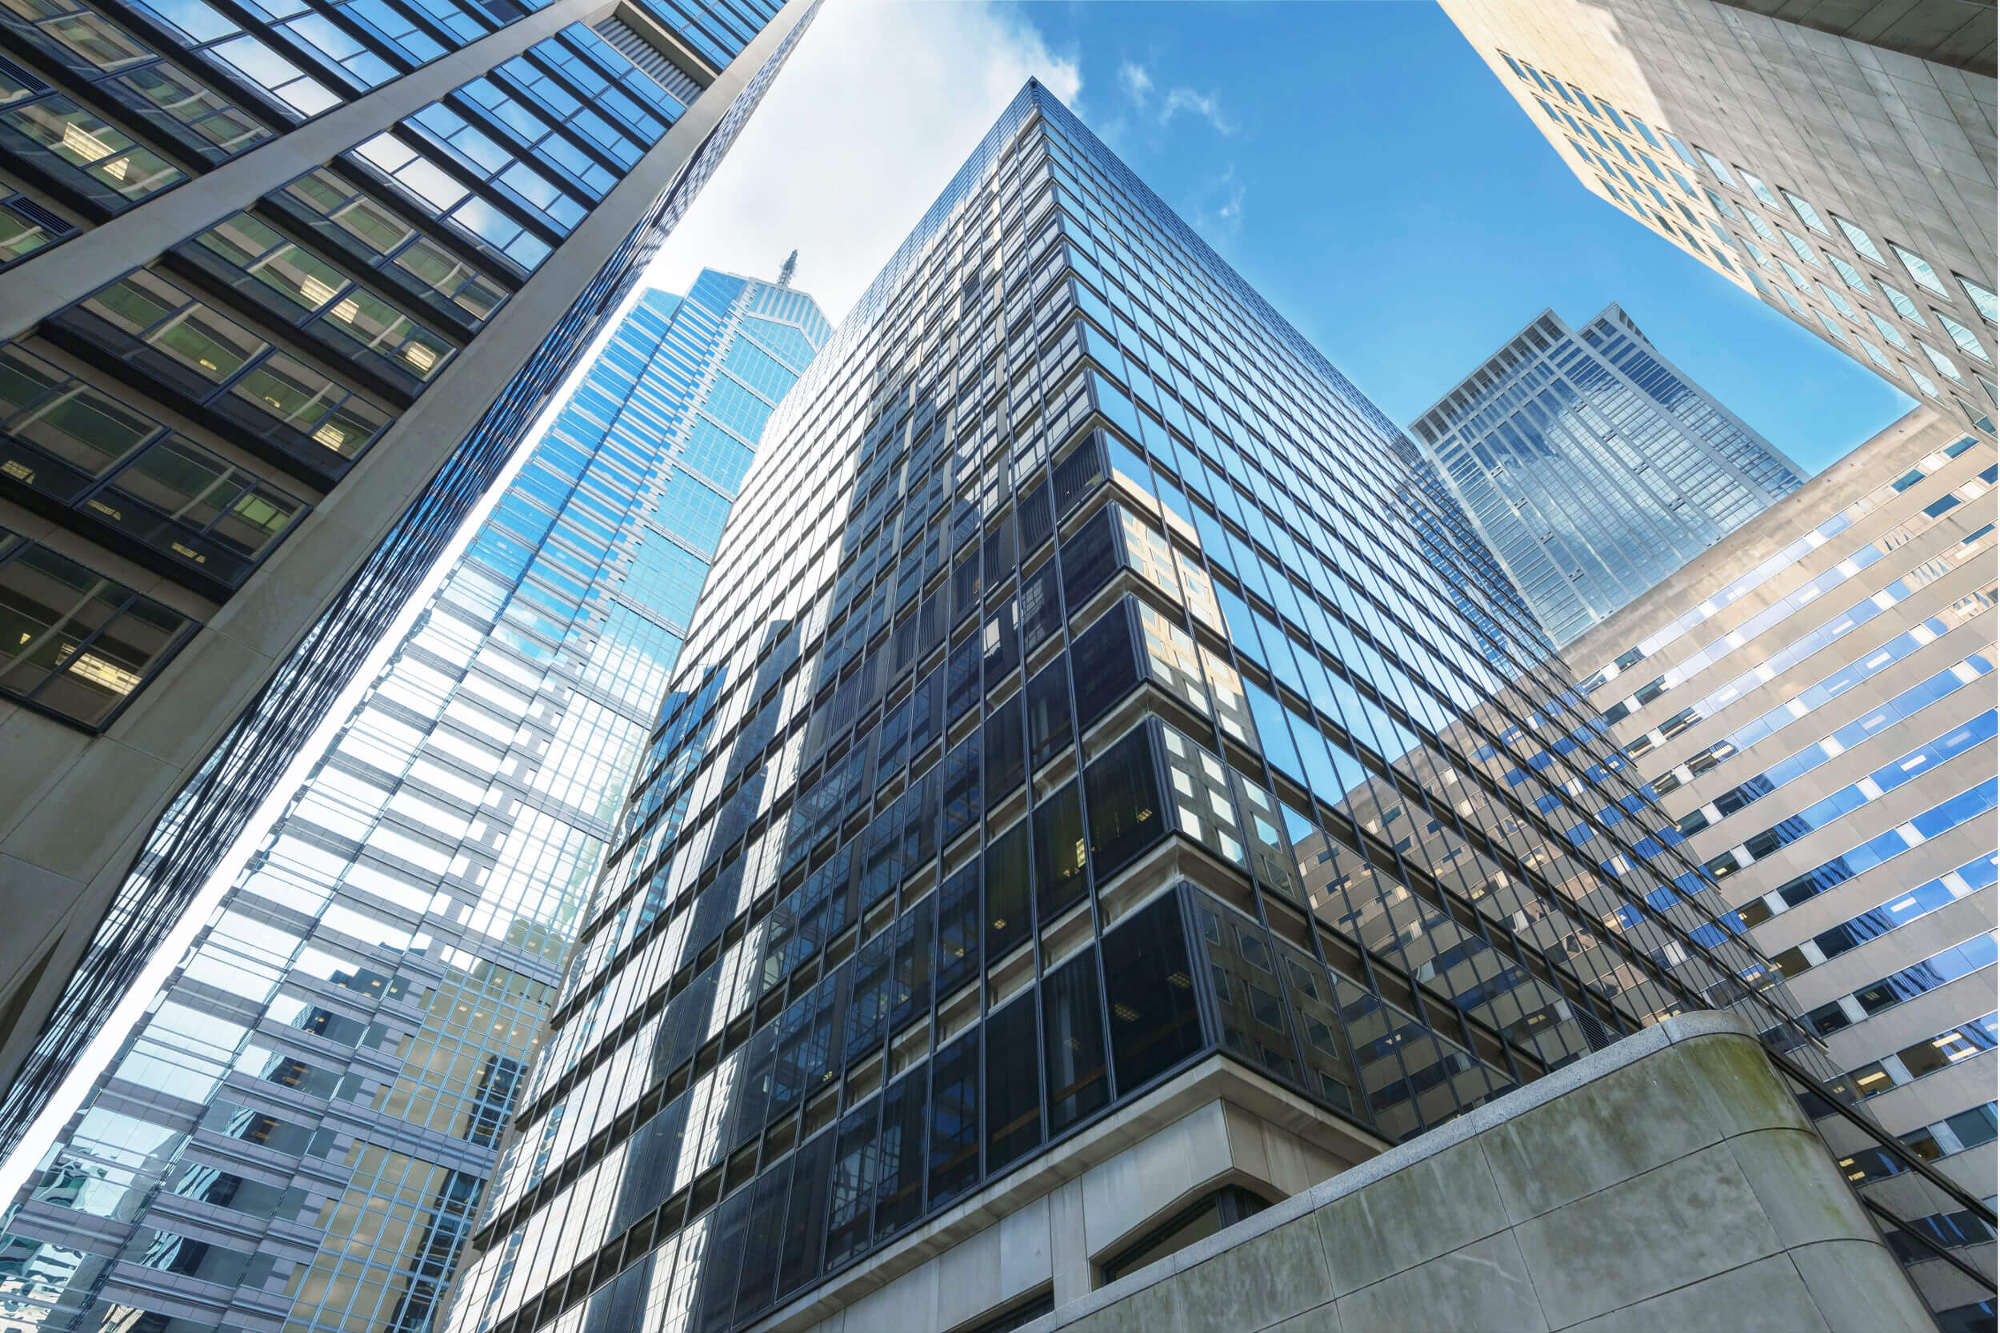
[1102,892,1204,1093]
[985,994,1041,1172]
[1043,948,1108,1134]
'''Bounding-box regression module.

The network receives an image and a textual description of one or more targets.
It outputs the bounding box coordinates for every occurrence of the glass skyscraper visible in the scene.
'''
[1408,304,1804,646]
[0,0,819,1164]
[438,83,1898,1333]
[0,269,827,1333]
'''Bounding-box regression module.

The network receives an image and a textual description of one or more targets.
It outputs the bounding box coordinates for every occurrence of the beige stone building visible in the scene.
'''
[1440,0,1997,436]
[1564,406,1996,1317]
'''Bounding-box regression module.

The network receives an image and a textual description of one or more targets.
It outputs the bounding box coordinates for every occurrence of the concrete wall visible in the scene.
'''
[1015,1014,1931,1333]
[754,1057,1384,1333]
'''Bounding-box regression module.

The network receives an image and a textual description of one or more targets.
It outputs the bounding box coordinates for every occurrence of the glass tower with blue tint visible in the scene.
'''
[0,269,827,1333]
[0,0,820,1167]
[1409,305,1806,647]
[440,84,1902,1333]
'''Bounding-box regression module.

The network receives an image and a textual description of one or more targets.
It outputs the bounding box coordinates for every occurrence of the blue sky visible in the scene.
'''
[1020,0,1914,476]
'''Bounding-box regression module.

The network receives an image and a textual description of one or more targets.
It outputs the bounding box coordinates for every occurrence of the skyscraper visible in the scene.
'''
[0,269,828,1333]
[1564,405,1997,1318]
[1440,0,1998,435]
[0,0,819,1160]
[438,83,1934,1333]
[1409,304,1805,646]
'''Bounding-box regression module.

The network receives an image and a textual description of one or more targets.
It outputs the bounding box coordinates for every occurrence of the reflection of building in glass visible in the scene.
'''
[0,0,819,1159]
[1410,305,1803,646]
[1441,0,1997,434]
[0,272,827,1333]
[442,83,1915,1333]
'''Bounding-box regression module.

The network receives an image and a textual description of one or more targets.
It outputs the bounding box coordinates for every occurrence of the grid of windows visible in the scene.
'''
[1494,47,1997,437]
[446,85,1849,1333]
[0,275,826,1332]
[1410,305,1803,646]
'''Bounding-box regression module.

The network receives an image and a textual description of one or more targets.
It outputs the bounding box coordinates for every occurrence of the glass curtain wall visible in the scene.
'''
[0,271,827,1333]
[442,84,1846,1333]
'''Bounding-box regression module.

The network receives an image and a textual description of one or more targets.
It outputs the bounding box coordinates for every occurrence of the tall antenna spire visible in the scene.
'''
[777,249,797,287]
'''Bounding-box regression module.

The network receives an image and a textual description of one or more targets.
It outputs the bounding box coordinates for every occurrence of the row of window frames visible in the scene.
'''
[0,36,623,289]
[1512,53,1999,331]
[613,526,1616,998]
[552,628,1584,1151]
[483,888,1481,1333]
[672,409,1493,848]
[0,344,308,595]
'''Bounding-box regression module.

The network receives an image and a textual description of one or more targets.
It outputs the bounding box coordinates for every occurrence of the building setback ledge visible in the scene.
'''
[1012,1012,1933,1333]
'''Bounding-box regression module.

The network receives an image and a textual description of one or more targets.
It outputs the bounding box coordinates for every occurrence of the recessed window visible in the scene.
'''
[1955,275,1997,325]
[0,529,194,728]
[1936,312,1990,364]
[1739,168,1780,208]
[1098,1186,1271,1286]
[1891,241,1951,297]
[1781,188,1828,235]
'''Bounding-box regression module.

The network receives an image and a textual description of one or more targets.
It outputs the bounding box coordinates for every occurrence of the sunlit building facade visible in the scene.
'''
[0,271,827,1333]
[438,83,1886,1333]
[1410,303,1804,645]
[1441,0,1998,436]
[0,0,819,1165]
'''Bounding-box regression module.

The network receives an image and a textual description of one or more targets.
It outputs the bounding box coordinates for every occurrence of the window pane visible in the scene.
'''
[1102,892,1204,1093]
[1043,947,1108,1134]
[985,995,1041,1172]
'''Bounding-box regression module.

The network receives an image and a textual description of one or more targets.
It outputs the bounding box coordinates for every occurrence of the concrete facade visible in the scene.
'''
[786,1015,1935,1333]
[0,0,815,1165]
[1565,406,1997,1318]
[1441,0,1998,436]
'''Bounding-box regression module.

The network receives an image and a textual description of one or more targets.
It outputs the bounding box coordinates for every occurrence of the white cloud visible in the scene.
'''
[1160,85,1231,135]
[1194,163,1246,241]
[642,0,1082,324]
[1117,60,1152,107]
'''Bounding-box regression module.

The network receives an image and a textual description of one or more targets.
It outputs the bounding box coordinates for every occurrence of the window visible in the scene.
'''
[1832,214,1884,263]
[0,531,193,727]
[1098,1186,1270,1285]
[1867,311,1910,350]
[985,995,1041,1172]
[1083,722,1165,882]
[1739,168,1780,208]
[1956,274,1997,324]
[1880,281,1926,325]
[83,269,267,385]
[983,819,1030,959]
[1936,312,1990,363]
[1919,341,1964,383]
[1102,892,1204,1093]
[1031,780,1087,923]
[1781,189,1828,234]
[1693,146,1735,186]
[926,1033,979,1207]
[1891,241,1950,297]
[1042,947,1107,1134]
[0,97,183,206]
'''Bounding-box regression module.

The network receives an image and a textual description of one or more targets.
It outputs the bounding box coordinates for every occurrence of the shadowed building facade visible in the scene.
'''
[0,0,820,1166]
[1441,0,1997,437]
[434,84,1941,1333]
[0,271,827,1333]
